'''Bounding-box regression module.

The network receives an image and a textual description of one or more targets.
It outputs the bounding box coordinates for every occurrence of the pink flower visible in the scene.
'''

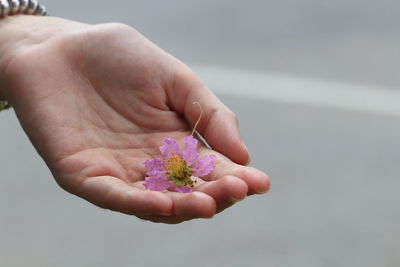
[143,136,216,193]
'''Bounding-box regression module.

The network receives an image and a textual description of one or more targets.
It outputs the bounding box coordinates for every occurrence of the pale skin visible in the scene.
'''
[0,16,270,223]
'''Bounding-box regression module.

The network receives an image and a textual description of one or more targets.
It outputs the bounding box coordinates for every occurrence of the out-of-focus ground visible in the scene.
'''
[1,1,400,267]
[53,0,400,89]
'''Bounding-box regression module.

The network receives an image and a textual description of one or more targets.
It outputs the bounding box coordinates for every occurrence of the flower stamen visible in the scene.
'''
[164,153,193,187]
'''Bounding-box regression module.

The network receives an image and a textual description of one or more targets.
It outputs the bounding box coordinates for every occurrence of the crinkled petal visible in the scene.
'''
[192,154,217,177]
[160,138,181,158]
[174,185,193,193]
[182,135,199,166]
[143,173,172,191]
[144,158,164,176]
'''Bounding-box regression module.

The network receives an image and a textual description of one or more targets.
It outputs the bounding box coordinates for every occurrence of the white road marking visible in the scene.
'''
[192,64,400,117]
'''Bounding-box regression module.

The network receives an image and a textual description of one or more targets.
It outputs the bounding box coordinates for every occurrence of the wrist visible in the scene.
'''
[0,15,48,101]
[0,15,88,101]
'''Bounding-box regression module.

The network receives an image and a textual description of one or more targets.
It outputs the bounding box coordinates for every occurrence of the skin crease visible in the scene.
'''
[0,16,270,224]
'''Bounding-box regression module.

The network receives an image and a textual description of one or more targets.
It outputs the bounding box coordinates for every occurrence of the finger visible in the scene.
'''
[165,191,216,220]
[195,176,248,212]
[135,191,216,224]
[168,66,249,165]
[137,191,217,224]
[205,158,270,195]
[73,176,173,216]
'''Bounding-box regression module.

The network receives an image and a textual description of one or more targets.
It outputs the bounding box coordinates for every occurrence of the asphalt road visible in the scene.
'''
[1,90,400,267]
[47,0,400,89]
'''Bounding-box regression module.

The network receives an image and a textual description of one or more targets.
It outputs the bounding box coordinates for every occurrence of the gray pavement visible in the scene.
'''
[1,1,400,267]
[46,0,400,89]
[1,93,400,267]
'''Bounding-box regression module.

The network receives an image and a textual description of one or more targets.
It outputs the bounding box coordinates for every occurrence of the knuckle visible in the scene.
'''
[226,109,238,123]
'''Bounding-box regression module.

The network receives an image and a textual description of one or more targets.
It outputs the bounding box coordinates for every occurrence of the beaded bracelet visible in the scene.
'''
[0,0,47,17]
[0,0,47,111]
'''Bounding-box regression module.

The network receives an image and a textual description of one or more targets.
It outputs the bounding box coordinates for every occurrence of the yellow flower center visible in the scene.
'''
[164,154,193,187]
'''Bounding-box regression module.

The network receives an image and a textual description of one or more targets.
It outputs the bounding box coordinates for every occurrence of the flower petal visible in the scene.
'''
[144,158,164,176]
[192,154,217,177]
[174,185,193,193]
[182,135,199,166]
[160,138,181,158]
[143,173,172,191]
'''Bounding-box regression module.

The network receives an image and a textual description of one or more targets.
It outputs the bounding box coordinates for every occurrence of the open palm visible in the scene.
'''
[2,17,269,223]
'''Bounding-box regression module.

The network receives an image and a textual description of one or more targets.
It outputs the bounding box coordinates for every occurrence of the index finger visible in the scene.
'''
[167,65,249,165]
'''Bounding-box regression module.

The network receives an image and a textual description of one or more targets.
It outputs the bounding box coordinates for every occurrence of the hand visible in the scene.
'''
[0,16,269,223]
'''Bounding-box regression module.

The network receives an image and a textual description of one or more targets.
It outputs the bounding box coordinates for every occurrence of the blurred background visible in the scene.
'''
[1,1,400,266]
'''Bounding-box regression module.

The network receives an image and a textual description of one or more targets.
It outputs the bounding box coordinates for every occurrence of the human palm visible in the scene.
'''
[2,17,269,223]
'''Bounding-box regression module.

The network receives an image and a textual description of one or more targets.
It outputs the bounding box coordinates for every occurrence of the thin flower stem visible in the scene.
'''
[191,102,203,136]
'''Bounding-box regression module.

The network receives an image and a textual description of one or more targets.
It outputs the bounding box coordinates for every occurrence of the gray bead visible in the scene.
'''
[0,0,10,17]
[8,0,20,15]
[26,0,37,14]
[34,3,46,16]
[19,0,29,13]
